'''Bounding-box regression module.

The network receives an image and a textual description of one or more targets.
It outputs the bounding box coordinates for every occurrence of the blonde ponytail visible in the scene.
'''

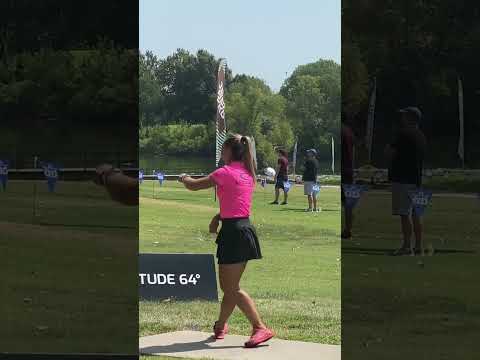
[241,136,257,179]
[223,133,257,179]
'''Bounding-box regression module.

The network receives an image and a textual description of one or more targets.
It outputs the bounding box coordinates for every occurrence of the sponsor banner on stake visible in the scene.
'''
[156,172,164,185]
[409,189,432,217]
[0,160,8,190]
[42,163,59,193]
[343,184,367,209]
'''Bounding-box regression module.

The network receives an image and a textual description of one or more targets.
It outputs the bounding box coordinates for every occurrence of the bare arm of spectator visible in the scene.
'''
[94,164,139,206]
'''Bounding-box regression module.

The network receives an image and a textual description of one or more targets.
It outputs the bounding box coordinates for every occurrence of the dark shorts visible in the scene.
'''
[216,218,262,265]
[391,182,417,216]
[275,175,288,189]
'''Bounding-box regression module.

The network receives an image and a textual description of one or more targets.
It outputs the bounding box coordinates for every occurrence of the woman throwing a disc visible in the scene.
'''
[179,134,275,348]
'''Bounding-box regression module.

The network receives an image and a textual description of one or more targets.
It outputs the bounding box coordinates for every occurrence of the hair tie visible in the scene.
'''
[240,136,247,145]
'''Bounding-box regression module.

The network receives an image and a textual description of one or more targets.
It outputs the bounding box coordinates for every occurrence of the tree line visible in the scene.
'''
[342,0,480,168]
[1,1,138,162]
[0,42,138,158]
[140,49,340,169]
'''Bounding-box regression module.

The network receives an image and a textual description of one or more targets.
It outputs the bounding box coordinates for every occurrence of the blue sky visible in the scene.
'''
[140,0,340,91]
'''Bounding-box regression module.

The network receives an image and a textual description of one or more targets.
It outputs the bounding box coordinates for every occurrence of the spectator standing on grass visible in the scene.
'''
[385,107,426,256]
[271,149,289,205]
[303,149,320,212]
[341,118,355,239]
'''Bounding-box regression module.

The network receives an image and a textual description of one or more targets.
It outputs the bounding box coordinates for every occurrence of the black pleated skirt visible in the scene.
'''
[216,218,262,265]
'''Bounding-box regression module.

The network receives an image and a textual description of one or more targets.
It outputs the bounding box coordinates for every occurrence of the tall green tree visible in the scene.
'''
[139,49,236,126]
[343,0,480,166]
[342,36,369,118]
[226,75,295,167]
[139,51,163,127]
[281,59,341,155]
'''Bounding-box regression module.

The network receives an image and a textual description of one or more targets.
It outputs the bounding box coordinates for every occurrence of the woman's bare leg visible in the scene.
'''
[217,263,266,329]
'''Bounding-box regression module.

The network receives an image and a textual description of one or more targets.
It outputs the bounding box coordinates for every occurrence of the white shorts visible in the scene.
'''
[304,181,317,196]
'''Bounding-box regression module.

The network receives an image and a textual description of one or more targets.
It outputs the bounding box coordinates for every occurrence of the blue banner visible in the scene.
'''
[156,172,164,185]
[408,189,432,217]
[0,160,8,191]
[42,163,59,193]
[342,184,367,209]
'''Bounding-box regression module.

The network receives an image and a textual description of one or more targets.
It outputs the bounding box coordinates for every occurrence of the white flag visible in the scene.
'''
[251,136,257,170]
[292,140,298,176]
[331,137,335,174]
[366,77,377,163]
[458,77,465,166]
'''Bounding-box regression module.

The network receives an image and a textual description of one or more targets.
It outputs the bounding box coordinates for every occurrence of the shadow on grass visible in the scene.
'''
[342,246,476,256]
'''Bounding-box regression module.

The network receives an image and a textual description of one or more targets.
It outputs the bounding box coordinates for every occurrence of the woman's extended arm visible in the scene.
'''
[179,174,216,191]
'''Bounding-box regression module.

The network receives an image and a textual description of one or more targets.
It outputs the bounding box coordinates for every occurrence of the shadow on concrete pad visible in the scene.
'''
[140,335,268,355]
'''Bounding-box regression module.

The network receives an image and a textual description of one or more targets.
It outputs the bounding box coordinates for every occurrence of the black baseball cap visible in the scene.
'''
[398,106,422,121]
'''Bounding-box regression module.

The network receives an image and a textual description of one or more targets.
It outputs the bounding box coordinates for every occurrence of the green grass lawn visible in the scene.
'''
[1,180,138,354]
[139,180,341,349]
[342,190,480,359]
[2,178,340,357]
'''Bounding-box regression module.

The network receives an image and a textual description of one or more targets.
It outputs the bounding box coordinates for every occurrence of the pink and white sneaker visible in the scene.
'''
[244,327,275,348]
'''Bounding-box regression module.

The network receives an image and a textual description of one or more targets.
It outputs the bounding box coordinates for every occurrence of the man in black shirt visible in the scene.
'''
[303,149,320,212]
[385,107,426,255]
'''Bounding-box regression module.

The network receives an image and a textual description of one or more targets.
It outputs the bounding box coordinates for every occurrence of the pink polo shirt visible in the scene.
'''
[209,161,255,219]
